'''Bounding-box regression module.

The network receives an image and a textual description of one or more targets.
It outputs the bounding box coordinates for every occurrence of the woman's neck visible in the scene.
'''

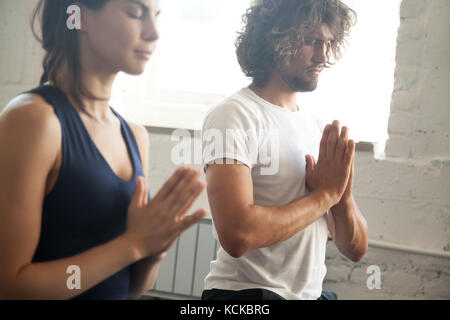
[56,62,117,123]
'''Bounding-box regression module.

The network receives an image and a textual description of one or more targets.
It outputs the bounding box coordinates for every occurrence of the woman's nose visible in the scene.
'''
[142,17,159,42]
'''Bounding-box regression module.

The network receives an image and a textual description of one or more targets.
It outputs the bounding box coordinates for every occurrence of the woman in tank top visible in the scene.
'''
[0,0,207,299]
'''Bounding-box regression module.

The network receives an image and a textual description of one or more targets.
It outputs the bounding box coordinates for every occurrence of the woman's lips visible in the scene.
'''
[135,50,152,60]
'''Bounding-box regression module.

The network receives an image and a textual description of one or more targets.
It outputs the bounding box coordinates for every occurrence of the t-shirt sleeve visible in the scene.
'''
[202,102,259,173]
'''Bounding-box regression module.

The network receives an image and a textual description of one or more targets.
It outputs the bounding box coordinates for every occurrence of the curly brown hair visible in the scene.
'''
[236,0,357,87]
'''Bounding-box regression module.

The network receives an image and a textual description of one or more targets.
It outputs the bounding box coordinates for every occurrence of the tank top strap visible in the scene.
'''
[25,85,102,161]
[109,107,143,168]
[24,85,70,119]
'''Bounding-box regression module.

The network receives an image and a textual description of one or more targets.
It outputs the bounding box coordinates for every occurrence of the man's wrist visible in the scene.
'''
[312,189,337,211]
[331,195,355,214]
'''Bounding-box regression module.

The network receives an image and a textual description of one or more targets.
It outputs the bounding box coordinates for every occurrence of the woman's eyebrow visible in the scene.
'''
[127,0,149,13]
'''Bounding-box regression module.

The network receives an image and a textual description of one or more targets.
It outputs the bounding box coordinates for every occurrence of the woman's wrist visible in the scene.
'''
[118,234,144,262]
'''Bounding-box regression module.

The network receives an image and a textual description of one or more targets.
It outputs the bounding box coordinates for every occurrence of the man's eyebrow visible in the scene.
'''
[306,35,335,42]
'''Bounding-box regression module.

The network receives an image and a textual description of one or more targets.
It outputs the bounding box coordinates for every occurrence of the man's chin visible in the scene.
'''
[281,73,318,93]
[299,82,318,92]
[292,80,318,93]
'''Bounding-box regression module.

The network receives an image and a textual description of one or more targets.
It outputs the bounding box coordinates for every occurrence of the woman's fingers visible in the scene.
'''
[165,168,201,206]
[139,178,149,207]
[176,209,208,234]
[170,180,205,217]
[129,176,145,209]
[154,167,188,201]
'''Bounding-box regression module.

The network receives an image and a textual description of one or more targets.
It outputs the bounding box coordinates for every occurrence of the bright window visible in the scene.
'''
[111,0,401,150]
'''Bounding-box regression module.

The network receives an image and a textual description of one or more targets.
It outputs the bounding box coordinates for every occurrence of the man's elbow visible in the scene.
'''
[220,232,251,258]
[349,253,364,263]
[348,245,368,262]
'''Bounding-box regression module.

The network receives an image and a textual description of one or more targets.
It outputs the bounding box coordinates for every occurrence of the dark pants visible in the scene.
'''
[201,288,337,300]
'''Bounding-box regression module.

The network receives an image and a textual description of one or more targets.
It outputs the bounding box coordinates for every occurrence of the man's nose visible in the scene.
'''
[312,42,328,64]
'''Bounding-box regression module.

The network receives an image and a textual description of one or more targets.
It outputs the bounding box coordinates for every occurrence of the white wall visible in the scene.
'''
[0,0,43,109]
[354,0,450,253]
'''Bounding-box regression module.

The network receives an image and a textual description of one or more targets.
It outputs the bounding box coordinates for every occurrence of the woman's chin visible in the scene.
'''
[122,63,147,76]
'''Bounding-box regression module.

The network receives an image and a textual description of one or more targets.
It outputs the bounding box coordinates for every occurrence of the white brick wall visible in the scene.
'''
[358,0,450,253]
[0,0,43,110]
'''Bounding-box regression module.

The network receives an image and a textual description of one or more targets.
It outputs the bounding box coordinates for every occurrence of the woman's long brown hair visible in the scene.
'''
[31,0,109,116]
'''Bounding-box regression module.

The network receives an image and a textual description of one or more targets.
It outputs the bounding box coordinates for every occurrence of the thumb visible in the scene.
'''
[130,176,146,208]
[305,155,314,174]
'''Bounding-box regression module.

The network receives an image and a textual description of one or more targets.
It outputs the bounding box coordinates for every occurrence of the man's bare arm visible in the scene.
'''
[206,162,335,258]
[328,197,368,262]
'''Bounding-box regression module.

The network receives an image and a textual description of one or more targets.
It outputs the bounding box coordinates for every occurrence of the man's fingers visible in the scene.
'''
[327,120,340,159]
[348,156,355,188]
[319,125,331,160]
[305,155,313,175]
[305,155,317,173]
[345,139,355,167]
[336,126,348,161]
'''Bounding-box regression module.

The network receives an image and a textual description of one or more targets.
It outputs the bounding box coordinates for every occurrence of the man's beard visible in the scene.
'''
[279,69,319,93]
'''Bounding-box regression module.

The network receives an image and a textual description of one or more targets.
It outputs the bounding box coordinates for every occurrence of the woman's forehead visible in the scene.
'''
[118,0,161,10]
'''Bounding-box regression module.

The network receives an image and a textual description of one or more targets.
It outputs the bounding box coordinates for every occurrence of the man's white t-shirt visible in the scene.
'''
[202,87,329,300]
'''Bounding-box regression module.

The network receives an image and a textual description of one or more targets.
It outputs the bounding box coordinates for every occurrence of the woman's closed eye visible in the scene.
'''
[125,4,145,19]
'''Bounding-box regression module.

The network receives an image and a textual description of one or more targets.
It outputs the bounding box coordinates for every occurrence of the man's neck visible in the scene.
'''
[249,72,298,112]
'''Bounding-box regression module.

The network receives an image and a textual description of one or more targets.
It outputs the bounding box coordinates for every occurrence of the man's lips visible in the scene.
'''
[307,66,322,75]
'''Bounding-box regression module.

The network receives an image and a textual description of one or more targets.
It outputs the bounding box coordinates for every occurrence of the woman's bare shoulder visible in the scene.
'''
[0,92,61,153]
[1,92,60,133]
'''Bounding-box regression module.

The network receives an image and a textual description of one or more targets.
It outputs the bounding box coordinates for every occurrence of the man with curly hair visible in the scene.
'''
[201,0,368,300]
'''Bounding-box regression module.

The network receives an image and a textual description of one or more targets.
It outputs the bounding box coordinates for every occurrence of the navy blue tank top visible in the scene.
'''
[25,85,150,300]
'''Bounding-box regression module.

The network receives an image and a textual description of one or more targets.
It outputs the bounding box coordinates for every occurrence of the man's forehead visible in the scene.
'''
[305,24,335,41]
